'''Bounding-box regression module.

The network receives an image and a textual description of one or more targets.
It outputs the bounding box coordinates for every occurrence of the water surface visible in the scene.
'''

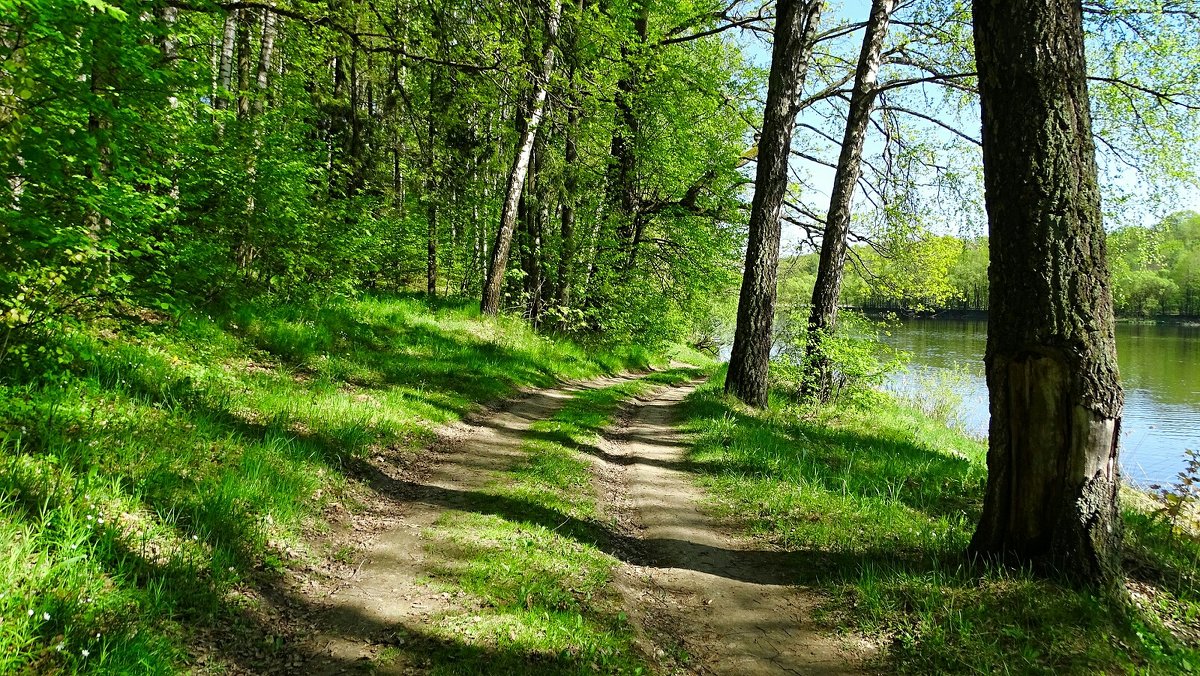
[882,319,1200,487]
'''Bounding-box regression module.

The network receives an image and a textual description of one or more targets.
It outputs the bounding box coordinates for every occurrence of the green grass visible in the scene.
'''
[0,294,664,674]
[679,367,1200,674]
[405,368,707,675]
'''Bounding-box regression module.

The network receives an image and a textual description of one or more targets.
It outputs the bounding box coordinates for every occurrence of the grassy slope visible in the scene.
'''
[0,294,662,674]
[679,369,1200,674]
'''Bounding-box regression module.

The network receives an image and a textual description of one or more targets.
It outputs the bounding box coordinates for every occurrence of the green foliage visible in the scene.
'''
[1110,211,1200,317]
[769,309,907,402]
[784,210,1200,318]
[0,0,756,365]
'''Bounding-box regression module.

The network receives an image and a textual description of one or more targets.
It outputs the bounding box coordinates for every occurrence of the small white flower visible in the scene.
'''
[81,649,90,658]
[42,612,50,621]
[192,535,198,541]
[56,643,64,651]
[26,609,33,617]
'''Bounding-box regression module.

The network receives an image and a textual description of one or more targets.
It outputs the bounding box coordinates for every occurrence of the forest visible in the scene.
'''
[3,0,1200,674]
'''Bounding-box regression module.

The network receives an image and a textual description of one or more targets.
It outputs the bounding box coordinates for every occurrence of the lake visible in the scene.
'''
[881,318,1200,487]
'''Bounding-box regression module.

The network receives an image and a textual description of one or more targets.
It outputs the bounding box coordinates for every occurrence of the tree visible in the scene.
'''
[969,0,1125,584]
[725,0,823,407]
[803,0,896,400]
[481,0,562,316]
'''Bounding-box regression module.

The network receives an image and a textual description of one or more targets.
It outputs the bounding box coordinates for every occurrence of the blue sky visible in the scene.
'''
[727,1,1200,250]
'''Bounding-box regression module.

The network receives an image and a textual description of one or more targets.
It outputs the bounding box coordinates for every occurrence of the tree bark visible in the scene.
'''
[235,9,252,119]
[158,6,179,109]
[426,68,440,297]
[724,0,823,407]
[481,0,562,316]
[254,6,277,115]
[555,0,585,313]
[803,0,894,399]
[557,100,579,311]
[969,0,1124,585]
[216,12,237,110]
[521,139,547,321]
[85,9,113,242]
[608,1,650,250]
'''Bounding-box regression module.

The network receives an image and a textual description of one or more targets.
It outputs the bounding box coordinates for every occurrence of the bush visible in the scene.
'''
[769,309,907,403]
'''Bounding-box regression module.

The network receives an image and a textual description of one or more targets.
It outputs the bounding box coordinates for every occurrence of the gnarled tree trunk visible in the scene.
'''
[724,0,823,407]
[969,0,1124,585]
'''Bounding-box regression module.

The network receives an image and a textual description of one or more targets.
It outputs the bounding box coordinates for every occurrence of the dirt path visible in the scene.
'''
[296,374,638,673]
[251,374,868,675]
[604,382,873,675]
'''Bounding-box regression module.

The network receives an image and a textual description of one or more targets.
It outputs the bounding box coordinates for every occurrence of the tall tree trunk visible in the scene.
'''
[2,24,25,209]
[608,1,649,249]
[557,102,579,310]
[968,0,1124,585]
[235,9,252,119]
[803,0,895,399]
[521,141,543,315]
[426,116,439,297]
[481,0,562,316]
[426,66,441,297]
[158,6,179,109]
[556,0,585,313]
[254,6,277,115]
[216,12,236,110]
[532,150,551,323]
[85,10,113,242]
[724,0,823,407]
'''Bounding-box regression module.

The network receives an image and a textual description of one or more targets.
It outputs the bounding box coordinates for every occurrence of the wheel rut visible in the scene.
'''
[603,380,873,675]
[298,373,640,673]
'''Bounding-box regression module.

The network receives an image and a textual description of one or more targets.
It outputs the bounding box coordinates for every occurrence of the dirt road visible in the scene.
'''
[603,382,870,675]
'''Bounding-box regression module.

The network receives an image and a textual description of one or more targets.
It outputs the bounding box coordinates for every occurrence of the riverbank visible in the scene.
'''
[0,295,679,673]
[677,370,1200,673]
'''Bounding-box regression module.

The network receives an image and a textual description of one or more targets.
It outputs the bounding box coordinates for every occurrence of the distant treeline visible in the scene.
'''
[779,211,1200,318]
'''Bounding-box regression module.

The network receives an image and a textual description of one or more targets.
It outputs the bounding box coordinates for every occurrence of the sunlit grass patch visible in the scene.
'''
[678,368,1200,674]
[0,294,660,673]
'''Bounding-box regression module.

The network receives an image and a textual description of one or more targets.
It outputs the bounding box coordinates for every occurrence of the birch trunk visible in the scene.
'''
[216,12,236,110]
[481,0,562,316]
[254,7,277,115]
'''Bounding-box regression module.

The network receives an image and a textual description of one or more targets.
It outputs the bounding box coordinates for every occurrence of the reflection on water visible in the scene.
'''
[881,319,1200,487]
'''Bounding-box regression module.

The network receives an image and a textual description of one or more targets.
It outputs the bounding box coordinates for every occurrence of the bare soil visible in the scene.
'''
[599,381,875,675]
[298,374,639,673]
